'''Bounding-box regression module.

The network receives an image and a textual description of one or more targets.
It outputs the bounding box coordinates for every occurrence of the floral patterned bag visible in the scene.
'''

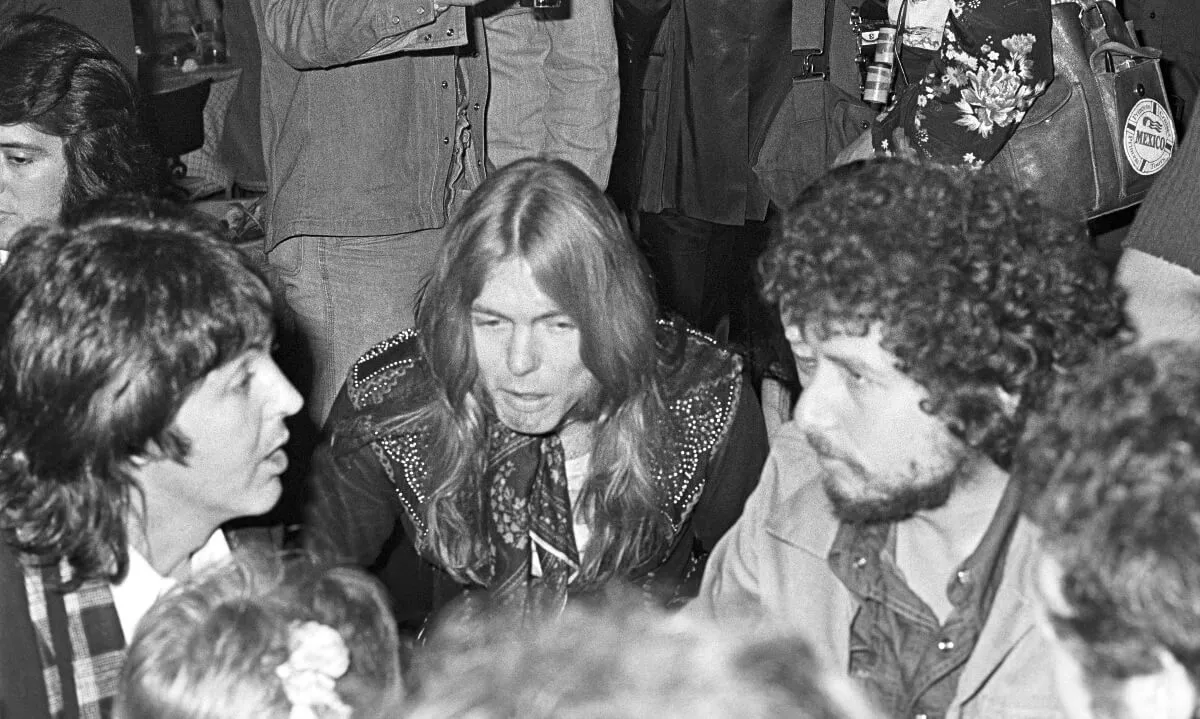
[991,0,1177,219]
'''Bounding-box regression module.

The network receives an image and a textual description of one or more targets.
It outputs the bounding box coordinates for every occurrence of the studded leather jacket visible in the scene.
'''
[302,319,768,632]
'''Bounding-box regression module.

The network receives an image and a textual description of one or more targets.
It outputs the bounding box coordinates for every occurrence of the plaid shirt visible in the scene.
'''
[22,557,125,719]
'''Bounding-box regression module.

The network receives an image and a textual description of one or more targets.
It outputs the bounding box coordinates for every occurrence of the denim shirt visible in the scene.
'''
[251,0,489,249]
[829,479,1021,718]
[690,423,1064,719]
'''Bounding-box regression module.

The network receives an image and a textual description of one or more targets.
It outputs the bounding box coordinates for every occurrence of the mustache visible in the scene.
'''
[805,431,866,472]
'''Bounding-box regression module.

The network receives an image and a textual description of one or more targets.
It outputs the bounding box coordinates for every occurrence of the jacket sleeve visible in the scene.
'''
[689,376,769,553]
[0,540,51,719]
[302,391,406,567]
[252,0,462,69]
[874,0,1053,165]
[685,422,804,623]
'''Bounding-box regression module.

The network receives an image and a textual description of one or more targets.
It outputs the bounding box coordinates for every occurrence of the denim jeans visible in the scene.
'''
[268,229,444,425]
[484,0,619,186]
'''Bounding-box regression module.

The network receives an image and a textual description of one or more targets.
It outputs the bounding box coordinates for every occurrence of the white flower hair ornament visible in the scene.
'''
[274,621,353,719]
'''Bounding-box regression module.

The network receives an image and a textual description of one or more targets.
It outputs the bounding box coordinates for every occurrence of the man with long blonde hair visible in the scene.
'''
[304,157,768,631]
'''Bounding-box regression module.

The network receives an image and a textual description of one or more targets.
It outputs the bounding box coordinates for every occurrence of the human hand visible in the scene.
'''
[888,126,917,159]
[833,129,876,167]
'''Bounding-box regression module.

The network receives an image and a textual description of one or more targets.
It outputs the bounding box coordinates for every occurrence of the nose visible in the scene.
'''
[793,364,836,431]
[506,325,540,377]
[263,357,304,417]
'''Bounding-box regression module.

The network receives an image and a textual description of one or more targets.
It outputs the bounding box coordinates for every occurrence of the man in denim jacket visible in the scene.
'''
[691,160,1128,718]
[251,0,488,424]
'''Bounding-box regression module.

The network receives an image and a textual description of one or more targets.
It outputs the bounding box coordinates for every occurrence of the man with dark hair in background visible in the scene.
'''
[0,14,159,257]
[692,159,1128,717]
[0,199,302,717]
[1018,343,1200,719]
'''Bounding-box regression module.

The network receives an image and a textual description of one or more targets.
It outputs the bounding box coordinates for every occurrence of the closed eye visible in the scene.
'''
[471,314,506,329]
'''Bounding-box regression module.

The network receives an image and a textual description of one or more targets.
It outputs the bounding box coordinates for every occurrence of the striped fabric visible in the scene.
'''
[22,557,125,718]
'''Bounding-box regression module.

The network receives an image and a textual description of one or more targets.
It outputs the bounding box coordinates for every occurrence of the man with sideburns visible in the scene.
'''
[691,159,1128,718]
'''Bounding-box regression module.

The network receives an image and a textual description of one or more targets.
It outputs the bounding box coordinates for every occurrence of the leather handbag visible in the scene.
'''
[990,0,1177,219]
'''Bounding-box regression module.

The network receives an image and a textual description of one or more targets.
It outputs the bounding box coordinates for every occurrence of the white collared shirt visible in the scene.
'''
[564,453,592,551]
[110,529,231,641]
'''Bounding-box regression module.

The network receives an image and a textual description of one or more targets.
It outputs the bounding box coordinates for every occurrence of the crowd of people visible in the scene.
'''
[3,3,1200,719]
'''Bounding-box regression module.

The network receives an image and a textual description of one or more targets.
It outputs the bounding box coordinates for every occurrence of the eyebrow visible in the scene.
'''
[0,142,50,153]
[821,350,886,381]
[470,304,571,323]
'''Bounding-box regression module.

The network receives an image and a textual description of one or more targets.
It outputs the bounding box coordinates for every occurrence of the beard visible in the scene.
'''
[808,431,971,524]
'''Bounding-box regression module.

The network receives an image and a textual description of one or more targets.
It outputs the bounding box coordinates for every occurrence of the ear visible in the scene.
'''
[1119,649,1197,719]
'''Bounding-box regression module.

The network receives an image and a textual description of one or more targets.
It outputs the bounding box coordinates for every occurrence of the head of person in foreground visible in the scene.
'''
[117,555,403,719]
[1017,342,1200,719]
[406,591,880,719]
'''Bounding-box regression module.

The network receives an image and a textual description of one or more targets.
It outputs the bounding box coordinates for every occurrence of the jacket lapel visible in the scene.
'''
[762,455,857,666]
[951,517,1041,708]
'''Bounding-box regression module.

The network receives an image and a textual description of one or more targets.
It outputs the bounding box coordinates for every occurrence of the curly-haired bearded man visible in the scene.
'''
[690,158,1128,718]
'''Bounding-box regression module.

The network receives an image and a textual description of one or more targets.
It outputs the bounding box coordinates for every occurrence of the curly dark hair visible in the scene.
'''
[1017,342,1200,684]
[0,14,159,213]
[759,158,1128,466]
[0,196,273,585]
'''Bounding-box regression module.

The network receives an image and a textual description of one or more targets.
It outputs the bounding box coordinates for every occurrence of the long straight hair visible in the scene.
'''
[407,158,668,587]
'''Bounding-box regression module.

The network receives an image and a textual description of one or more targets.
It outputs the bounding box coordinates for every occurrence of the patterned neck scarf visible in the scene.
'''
[484,423,581,621]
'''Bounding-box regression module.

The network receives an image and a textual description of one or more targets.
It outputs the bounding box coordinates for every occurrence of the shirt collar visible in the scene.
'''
[829,477,1023,609]
[110,529,230,641]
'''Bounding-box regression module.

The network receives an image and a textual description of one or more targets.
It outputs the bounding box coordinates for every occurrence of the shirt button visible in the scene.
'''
[446,27,455,36]
[441,80,449,88]
[442,136,450,144]
[956,569,971,584]
[415,6,425,13]
[853,556,867,568]
[937,639,955,652]
[422,33,433,42]
[473,102,481,110]
[392,15,402,22]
